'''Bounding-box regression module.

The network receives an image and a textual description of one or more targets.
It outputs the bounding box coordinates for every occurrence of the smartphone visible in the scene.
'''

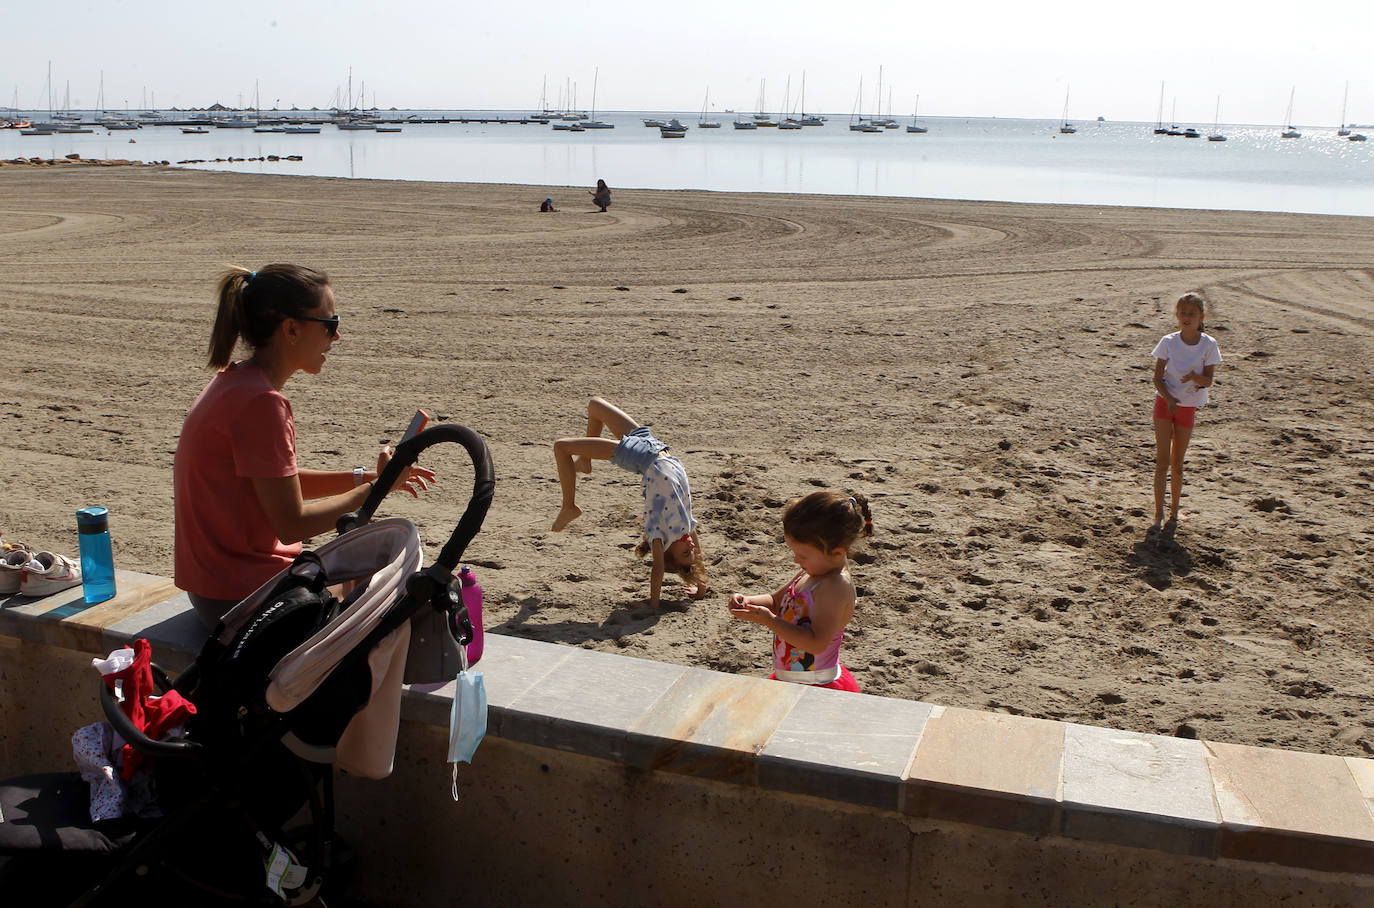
[401,408,430,442]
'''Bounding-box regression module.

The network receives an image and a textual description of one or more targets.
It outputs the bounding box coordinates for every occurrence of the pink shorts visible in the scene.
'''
[1153,396,1197,428]
[769,664,861,692]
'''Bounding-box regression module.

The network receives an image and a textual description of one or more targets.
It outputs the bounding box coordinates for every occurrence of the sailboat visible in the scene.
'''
[732,108,757,130]
[1058,86,1076,134]
[1153,82,1170,135]
[530,77,557,122]
[777,75,802,129]
[848,76,881,132]
[698,87,720,128]
[906,94,928,134]
[797,72,824,125]
[753,78,776,126]
[1281,87,1301,138]
[868,67,898,128]
[582,68,613,128]
[1207,96,1227,142]
[880,89,899,128]
[1338,82,1352,136]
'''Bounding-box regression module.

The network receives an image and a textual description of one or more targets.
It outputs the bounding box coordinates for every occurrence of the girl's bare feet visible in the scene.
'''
[572,456,592,474]
[552,504,583,531]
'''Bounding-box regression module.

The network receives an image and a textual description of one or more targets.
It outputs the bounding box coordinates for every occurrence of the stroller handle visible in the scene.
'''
[99,667,204,758]
[336,423,496,578]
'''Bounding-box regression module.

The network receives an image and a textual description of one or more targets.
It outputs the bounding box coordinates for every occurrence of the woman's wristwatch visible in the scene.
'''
[353,466,367,487]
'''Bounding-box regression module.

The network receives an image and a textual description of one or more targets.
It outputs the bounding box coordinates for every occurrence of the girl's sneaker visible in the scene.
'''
[19,552,83,597]
[0,548,31,594]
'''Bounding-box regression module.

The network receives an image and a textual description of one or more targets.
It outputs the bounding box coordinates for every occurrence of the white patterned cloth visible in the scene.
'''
[72,722,124,822]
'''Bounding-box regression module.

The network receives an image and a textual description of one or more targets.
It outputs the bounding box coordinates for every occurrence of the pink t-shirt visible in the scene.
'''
[173,361,300,599]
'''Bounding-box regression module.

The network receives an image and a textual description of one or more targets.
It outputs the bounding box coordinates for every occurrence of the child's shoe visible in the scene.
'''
[19,552,83,597]
[0,548,30,594]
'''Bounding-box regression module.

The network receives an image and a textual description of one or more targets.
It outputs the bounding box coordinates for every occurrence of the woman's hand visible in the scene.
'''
[375,445,437,498]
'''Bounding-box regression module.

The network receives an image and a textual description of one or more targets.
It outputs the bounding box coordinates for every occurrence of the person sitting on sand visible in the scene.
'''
[551,397,706,607]
[589,179,611,212]
[540,197,557,212]
[174,264,435,628]
[1150,291,1222,534]
[729,490,871,692]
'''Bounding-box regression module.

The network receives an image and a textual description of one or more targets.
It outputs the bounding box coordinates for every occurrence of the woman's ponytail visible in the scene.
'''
[205,264,331,369]
[207,268,251,368]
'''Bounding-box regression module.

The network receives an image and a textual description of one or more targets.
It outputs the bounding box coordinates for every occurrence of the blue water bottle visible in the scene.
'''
[76,506,117,605]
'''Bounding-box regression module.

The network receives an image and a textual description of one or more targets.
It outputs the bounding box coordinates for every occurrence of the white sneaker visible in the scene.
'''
[0,548,30,594]
[19,552,83,597]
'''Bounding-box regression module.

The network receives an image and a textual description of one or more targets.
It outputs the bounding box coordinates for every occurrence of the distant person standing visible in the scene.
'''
[589,179,611,212]
[540,197,558,212]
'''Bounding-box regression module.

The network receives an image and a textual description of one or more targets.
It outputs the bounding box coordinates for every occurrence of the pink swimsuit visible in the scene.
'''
[772,572,845,685]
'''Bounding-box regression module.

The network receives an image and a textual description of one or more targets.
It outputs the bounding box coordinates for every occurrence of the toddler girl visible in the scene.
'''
[729,490,872,692]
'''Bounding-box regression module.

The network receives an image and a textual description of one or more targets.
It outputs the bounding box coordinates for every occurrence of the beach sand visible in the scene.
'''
[2,165,1371,758]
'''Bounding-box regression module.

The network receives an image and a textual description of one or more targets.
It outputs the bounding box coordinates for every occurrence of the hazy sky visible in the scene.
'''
[7,1,1371,126]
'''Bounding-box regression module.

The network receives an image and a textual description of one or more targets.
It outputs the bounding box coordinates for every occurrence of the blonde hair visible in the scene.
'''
[636,534,708,589]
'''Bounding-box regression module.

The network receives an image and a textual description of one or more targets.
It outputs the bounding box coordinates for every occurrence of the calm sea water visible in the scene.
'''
[5,109,1373,217]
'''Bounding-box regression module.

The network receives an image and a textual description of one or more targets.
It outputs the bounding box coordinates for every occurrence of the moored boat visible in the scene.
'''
[907,94,928,134]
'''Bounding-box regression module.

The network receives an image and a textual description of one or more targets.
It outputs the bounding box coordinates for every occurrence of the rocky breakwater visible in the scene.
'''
[173,154,304,164]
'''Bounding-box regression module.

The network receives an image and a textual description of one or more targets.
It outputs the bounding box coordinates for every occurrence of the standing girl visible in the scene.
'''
[174,264,435,627]
[551,397,706,607]
[1151,292,1222,531]
[729,490,872,692]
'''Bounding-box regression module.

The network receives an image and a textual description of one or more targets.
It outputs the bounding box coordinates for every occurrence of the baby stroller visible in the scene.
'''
[0,424,494,906]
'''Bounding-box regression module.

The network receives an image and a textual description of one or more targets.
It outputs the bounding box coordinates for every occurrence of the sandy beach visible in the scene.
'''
[1,164,1371,758]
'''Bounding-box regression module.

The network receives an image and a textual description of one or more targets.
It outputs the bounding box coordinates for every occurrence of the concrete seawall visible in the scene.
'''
[3,570,1372,906]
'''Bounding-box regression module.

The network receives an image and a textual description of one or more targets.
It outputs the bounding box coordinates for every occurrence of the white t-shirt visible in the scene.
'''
[1152,331,1222,408]
[641,454,696,546]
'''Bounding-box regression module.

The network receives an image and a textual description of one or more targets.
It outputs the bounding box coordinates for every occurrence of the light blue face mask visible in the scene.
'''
[448,651,487,801]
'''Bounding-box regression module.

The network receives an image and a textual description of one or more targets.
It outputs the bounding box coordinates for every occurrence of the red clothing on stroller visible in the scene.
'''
[101,638,196,779]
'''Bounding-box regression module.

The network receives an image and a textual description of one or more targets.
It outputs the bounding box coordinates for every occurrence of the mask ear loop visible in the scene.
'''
[452,643,472,802]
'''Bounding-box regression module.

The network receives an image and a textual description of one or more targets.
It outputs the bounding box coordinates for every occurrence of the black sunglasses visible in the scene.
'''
[295,314,340,337]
